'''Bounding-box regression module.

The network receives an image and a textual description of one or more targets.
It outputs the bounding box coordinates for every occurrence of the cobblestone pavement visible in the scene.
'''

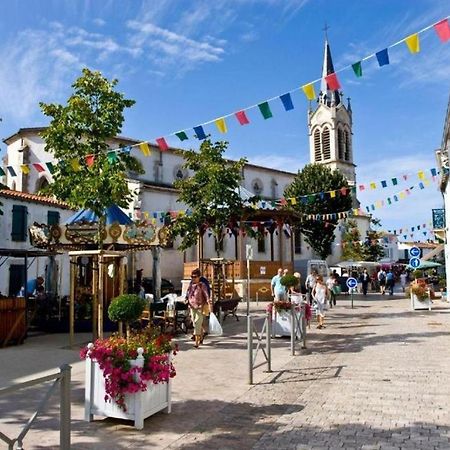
[1,294,450,449]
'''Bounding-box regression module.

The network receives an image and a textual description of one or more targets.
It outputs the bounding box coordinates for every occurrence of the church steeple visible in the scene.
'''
[320,39,341,106]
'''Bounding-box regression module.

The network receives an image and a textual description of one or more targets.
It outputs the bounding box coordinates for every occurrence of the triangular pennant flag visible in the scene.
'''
[434,19,450,43]
[392,178,398,185]
[139,142,151,156]
[352,61,362,77]
[405,33,420,53]
[330,190,336,198]
[7,166,16,176]
[301,83,316,101]
[46,162,55,174]
[20,165,30,175]
[32,163,45,173]
[175,131,188,141]
[376,48,390,66]
[235,110,250,125]
[290,197,297,205]
[324,73,341,90]
[258,102,273,119]
[403,174,408,180]
[107,151,119,164]
[85,155,95,168]
[0,167,5,176]
[417,170,425,180]
[387,198,392,205]
[381,180,387,188]
[279,93,294,111]
[156,137,169,151]
[215,118,227,133]
[70,159,81,171]
[193,126,207,140]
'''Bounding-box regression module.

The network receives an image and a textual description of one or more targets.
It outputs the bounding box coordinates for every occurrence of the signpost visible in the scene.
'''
[346,277,358,309]
[246,245,253,315]
[409,246,421,258]
[409,257,421,269]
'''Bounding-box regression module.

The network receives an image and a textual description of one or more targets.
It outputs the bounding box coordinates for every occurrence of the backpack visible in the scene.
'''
[378,272,386,282]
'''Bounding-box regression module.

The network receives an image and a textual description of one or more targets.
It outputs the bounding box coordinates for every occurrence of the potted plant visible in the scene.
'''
[108,294,146,338]
[267,300,304,338]
[438,277,447,300]
[82,296,176,429]
[280,274,299,292]
[410,280,431,311]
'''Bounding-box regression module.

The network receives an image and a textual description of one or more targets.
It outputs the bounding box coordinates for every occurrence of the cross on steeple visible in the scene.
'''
[322,22,330,41]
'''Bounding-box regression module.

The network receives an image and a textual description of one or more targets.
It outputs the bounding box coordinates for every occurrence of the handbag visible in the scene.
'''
[202,302,210,315]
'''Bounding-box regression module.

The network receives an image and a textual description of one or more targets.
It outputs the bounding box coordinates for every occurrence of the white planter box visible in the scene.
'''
[85,349,171,430]
[272,309,303,338]
[411,293,432,311]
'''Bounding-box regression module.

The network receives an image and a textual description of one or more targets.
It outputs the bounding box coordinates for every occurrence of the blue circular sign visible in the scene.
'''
[409,246,420,257]
[346,277,358,289]
[409,257,421,269]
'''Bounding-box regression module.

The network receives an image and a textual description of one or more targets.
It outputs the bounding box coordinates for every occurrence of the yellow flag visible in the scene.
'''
[139,142,151,156]
[375,200,382,208]
[20,164,30,175]
[330,190,336,198]
[215,117,227,133]
[301,83,316,101]
[70,159,81,171]
[417,170,425,180]
[399,192,406,199]
[370,182,376,190]
[405,33,420,54]
[424,179,430,186]
[353,208,359,216]
[289,197,297,205]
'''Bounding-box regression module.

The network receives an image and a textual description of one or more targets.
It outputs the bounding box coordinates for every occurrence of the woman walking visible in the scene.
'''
[312,275,329,329]
[186,269,211,348]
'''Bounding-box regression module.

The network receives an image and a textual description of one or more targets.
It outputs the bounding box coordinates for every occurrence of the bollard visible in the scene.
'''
[266,311,272,372]
[290,303,296,356]
[247,315,253,384]
[60,364,71,450]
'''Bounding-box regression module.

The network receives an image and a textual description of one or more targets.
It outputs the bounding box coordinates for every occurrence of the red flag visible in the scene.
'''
[340,187,348,196]
[358,185,365,191]
[434,19,450,42]
[235,110,250,125]
[32,163,45,173]
[85,155,95,168]
[325,73,341,90]
[156,137,169,151]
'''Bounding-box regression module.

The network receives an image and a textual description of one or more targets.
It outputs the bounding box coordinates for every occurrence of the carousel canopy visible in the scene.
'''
[65,204,132,226]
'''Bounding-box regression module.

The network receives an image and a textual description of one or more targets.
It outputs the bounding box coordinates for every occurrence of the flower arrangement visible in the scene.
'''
[411,281,429,302]
[81,329,176,411]
[266,301,296,313]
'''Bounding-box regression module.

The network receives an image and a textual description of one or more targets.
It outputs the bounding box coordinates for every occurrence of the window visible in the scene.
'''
[344,130,351,161]
[47,211,60,226]
[314,129,321,162]
[11,205,27,241]
[338,128,345,160]
[257,232,266,253]
[294,227,302,254]
[36,177,50,192]
[9,264,25,296]
[322,127,331,160]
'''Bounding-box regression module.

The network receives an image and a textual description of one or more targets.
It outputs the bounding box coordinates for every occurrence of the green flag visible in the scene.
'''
[107,151,119,164]
[46,162,55,174]
[175,131,188,141]
[258,102,273,120]
[0,167,5,176]
[352,61,362,77]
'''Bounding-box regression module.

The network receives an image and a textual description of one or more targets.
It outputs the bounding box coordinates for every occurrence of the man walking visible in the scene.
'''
[386,269,395,296]
[359,268,370,296]
[271,268,286,301]
[378,268,387,295]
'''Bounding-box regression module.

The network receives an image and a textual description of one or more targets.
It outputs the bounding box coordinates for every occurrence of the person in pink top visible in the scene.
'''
[186,268,211,348]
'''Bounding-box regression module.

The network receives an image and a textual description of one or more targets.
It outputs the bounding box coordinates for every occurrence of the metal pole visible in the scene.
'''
[247,315,253,384]
[246,258,250,316]
[290,303,295,356]
[351,289,354,309]
[60,364,71,450]
[266,312,272,372]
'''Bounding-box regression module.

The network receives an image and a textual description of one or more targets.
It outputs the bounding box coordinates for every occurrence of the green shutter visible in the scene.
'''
[47,211,60,226]
[12,205,27,241]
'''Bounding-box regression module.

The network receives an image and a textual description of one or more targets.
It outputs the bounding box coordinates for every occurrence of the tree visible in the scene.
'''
[362,219,385,261]
[284,164,352,259]
[40,68,143,245]
[171,139,247,255]
[341,219,365,261]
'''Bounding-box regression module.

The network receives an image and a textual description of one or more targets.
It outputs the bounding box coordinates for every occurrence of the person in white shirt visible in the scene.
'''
[312,276,329,329]
[305,270,317,305]
[400,271,408,292]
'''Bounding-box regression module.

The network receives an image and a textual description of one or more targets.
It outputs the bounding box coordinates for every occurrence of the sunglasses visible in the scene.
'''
[191,275,199,279]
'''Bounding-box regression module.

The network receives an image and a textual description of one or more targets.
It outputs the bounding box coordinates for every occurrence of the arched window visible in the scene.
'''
[338,128,345,160]
[322,127,331,160]
[36,177,50,193]
[344,130,351,161]
[313,129,321,162]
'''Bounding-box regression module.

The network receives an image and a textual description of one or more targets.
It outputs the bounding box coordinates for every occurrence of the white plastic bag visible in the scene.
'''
[208,312,223,336]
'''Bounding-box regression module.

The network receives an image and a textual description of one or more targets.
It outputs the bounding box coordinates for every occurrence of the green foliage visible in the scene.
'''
[341,219,365,261]
[108,294,146,324]
[171,139,247,253]
[280,274,299,288]
[39,68,143,225]
[438,276,446,289]
[284,164,352,259]
[413,269,424,279]
[362,230,385,262]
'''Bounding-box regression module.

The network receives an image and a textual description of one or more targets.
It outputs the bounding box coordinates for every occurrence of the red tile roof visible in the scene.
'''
[0,189,74,209]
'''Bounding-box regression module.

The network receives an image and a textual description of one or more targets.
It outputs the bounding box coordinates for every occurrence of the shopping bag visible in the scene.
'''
[208,312,223,336]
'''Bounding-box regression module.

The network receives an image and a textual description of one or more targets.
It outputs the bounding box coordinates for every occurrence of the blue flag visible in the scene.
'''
[193,125,207,140]
[376,48,390,67]
[279,93,294,111]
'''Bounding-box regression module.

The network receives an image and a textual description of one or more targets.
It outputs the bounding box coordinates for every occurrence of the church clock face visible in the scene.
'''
[251,178,263,195]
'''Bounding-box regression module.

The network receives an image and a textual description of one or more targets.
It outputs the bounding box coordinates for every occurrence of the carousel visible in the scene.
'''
[30,204,170,345]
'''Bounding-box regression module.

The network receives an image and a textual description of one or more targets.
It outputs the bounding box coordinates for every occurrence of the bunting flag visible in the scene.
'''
[325,73,341,90]
[279,93,294,111]
[156,137,169,151]
[32,163,45,173]
[85,155,95,168]
[46,162,55,174]
[330,191,336,198]
[301,83,316,101]
[0,168,5,176]
[139,142,151,156]
[258,102,273,119]
[215,118,227,133]
[175,131,188,141]
[20,165,30,175]
[70,159,81,172]
[352,61,362,77]
[405,33,420,53]
[417,170,425,180]
[107,151,119,164]
[370,182,377,189]
[381,180,387,188]
[193,125,207,140]
[434,18,450,42]
[7,167,16,177]
[235,110,250,125]
[431,168,437,176]
[392,177,398,185]
[376,48,390,66]
[359,184,365,191]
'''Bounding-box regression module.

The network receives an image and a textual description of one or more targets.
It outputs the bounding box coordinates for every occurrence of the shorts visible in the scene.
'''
[315,301,325,317]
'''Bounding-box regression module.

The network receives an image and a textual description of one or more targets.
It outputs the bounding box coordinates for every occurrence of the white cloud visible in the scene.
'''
[93,18,106,27]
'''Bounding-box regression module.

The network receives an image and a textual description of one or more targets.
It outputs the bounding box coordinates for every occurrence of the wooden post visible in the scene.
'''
[152,247,162,302]
[92,257,98,341]
[98,253,104,339]
[69,256,75,348]
[119,256,125,295]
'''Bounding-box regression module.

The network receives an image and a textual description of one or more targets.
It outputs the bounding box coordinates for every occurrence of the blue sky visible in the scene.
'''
[0,0,449,239]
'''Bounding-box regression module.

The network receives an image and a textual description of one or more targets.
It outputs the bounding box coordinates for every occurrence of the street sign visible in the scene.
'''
[245,244,253,260]
[409,257,421,269]
[409,246,421,258]
[346,277,358,289]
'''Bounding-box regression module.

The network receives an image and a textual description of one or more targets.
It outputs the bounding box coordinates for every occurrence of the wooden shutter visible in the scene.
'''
[11,205,27,241]
[47,211,60,226]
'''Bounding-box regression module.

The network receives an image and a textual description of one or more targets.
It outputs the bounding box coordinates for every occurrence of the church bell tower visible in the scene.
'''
[308,38,356,184]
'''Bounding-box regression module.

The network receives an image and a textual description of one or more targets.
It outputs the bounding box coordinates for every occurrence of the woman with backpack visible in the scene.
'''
[377,269,387,295]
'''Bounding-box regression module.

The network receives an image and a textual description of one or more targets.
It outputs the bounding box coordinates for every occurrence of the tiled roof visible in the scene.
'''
[0,189,74,209]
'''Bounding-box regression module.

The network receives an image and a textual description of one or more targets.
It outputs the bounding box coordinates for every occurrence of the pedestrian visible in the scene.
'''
[305,270,317,305]
[312,275,329,329]
[386,269,395,296]
[271,268,286,301]
[400,271,407,292]
[186,269,211,348]
[378,268,387,295]
[186,268,211,341]
[359,268,370,296]
[326,274,337,308]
